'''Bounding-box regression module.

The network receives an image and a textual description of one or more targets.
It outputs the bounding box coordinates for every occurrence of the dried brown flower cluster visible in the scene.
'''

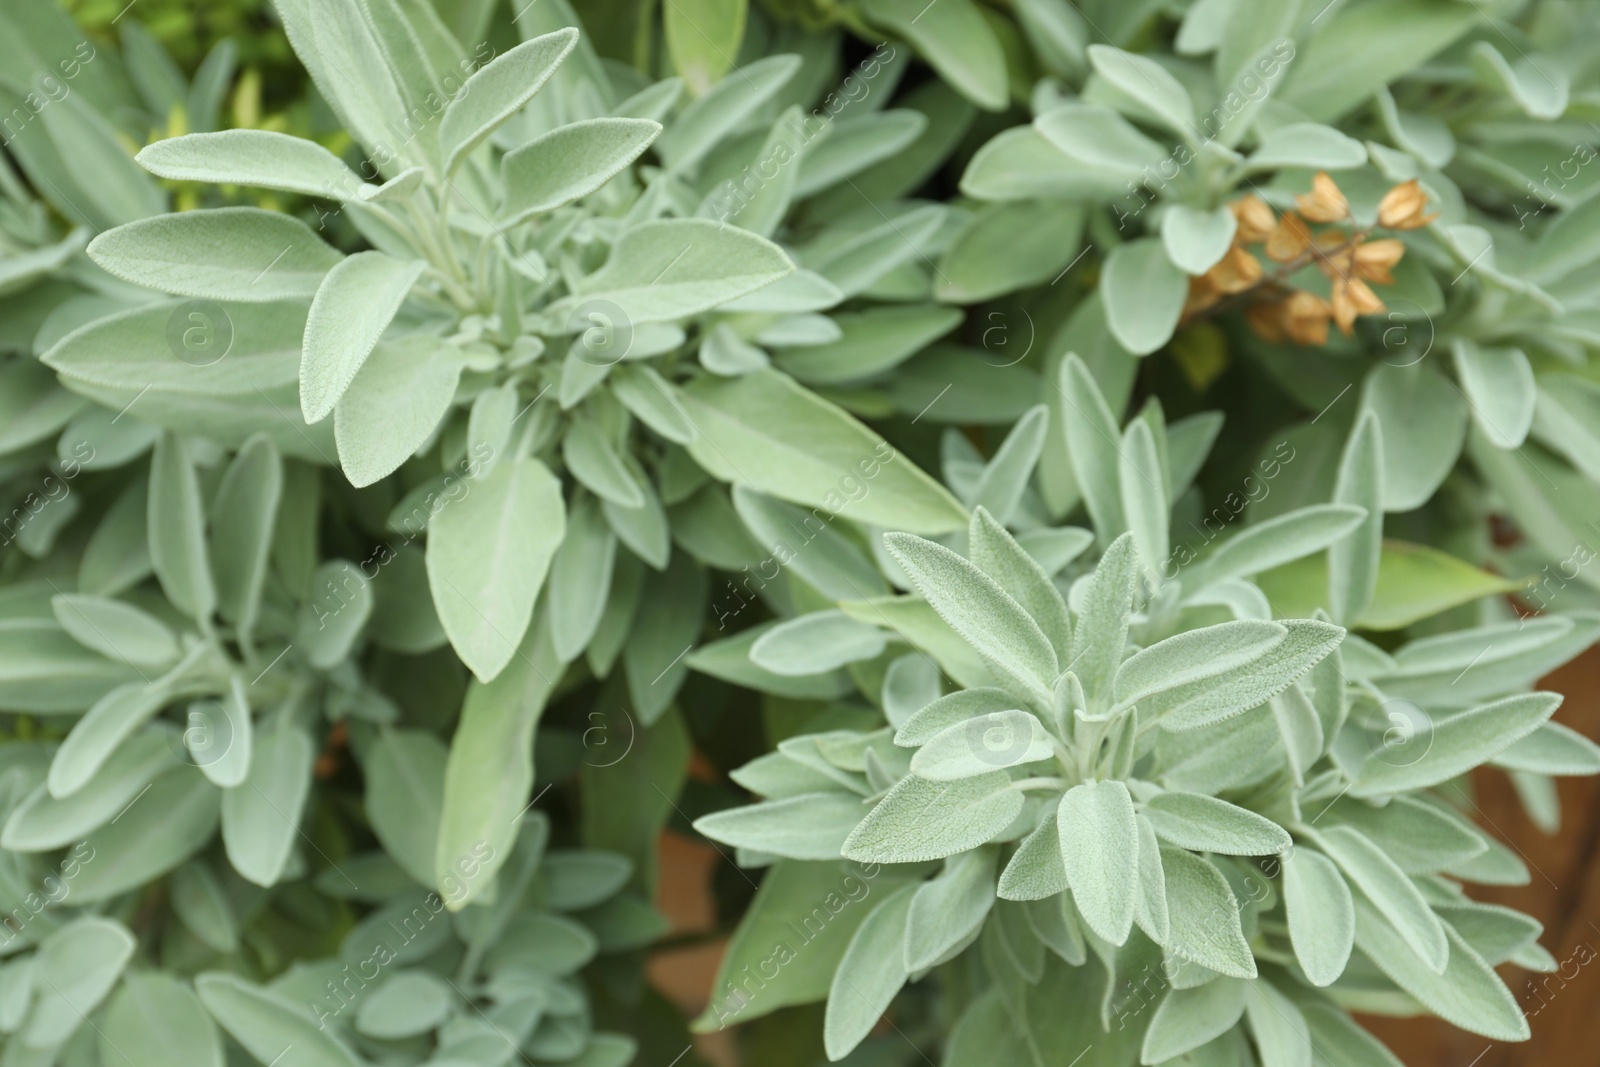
[1183,174,1438,346]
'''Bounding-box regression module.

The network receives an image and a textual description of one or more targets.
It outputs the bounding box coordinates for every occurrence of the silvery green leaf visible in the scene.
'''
[905,848,997,970]
[604,479,671,570]
[102,972,223,1067]
[750,611,888,676]
[71,767,219,904]
[1328,409,1382,626]
[998,811,1068,900]
[622,552,706,723]
[0,957,32,1034]
[222,724,313,887]
[1435,900,1542,967]
[2,730,173,851]
[334,335,466,488]
[1470,40,1568,119]
[732,487,885,602]
[79,481,152,598]
[1154,620,1345,732]
[1281,846,1353,986]
[1245,123,1367,171]
[1133,813,1169,943]
[1060,355,1126,543]
[701,105,804,236]
[1140,977,1245,1065]
[1242,981,1311,1067]
[427,457,565,682]
[1164,410,1223,500]
[295,560,372,669]
[440,29,578,173]
[538,850,632,914]
[1141,792,1290,856]
[1352,897,1528,1041]
[842,772,1021,863]
[611,366,696,445]
[137,129,362,199]
[1034,103,1166,183]
[1160,846,1256,978]
[87,208,342,301]
[196,973,362,1067]
[1194,504,1367,587]
[149,433,216,622]
[501,117,661,224]
[935,200,1088,303]
[1160,205,1236,275]
[798,110,928,198]
[548,497,616,663]
[24,917,136,1048]
[300,252,425,423]
[1451,340,1533,449]
[911,710,1055,780]
[1492,721,1600,775]
[49,681,173,799]
[191,680,252,789]
[1074,533,1137,712]
[1025,892,1087,965]
[437,616,561,909]
[1315,825,1447,972]
[1323,795,1486,875]
[1101,238,1187,356]
[355,971,452,1040]
[860,0,1006,111]
[1531,380,1600,485]
[170,861,239,953]
[565,415,644,507]
[882,653,941,730]
[699,323,769,376]
[553,219,792,325]
[824,883,917,1061]
[884,532,1057,701]
[1359,364,1466,512]
[683,369,967,535]
[1058,779,1137,944]
[696,793,864,861]
[467,384,517,481]
[895,688,1020,747]
[1302,999,1408,1066]
[365,729,447,888]
[50,593,177,668]
[802,204,946,299]
[1086,44,1194,136]
[44,299,304,398]
[1272,683,1324,783]
[1378,617,1576,704]
[1115,620,1285,708]
[776,305,961,386]
[968,508,1071,663]
[657,54,800,172]
[210,435,282,645]
[970,405,1048,523]
[1350,692,1561,796]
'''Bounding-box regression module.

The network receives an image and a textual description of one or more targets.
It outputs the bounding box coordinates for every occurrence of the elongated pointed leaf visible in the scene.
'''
[842,772,1021,863]
[301,252,425,423]
[1058,779,1137,944]
[885,532,1057,700]
[138,129,362,199]
[1282,846,1353,986]
[440,29,578,173]
[502,117,661,224]
[427,458,564,682]
[1142,792,1291,856]
[87,208,342,301]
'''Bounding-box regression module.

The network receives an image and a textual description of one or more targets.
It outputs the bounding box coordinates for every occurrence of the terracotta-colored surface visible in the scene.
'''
[648,829,736,1067]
